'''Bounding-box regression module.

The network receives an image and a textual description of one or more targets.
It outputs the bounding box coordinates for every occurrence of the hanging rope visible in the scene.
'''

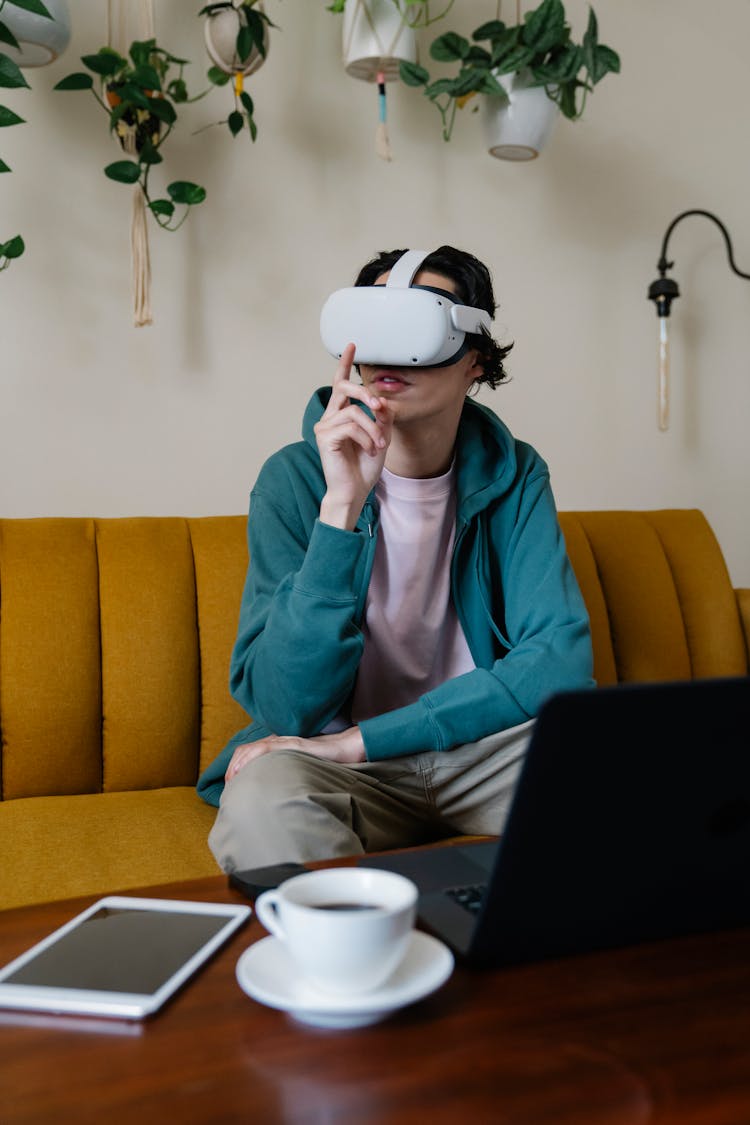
[108,0,154,327]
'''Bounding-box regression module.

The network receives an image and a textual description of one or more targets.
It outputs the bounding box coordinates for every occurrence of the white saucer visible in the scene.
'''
[235,930,454,1029]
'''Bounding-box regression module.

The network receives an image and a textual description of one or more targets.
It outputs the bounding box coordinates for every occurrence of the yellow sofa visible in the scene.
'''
[1,510,748,910]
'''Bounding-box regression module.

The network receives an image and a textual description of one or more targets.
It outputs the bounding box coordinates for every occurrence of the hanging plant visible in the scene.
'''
[327,0,455,28]
[400,0,620,144]
[54,38,206,230]
[200,1,275,141]
[0,0,55,270]
[329,0,454,160]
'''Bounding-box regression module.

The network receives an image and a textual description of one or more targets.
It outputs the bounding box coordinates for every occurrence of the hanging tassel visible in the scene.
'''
[131,182,153,327]
[375,70,392,162]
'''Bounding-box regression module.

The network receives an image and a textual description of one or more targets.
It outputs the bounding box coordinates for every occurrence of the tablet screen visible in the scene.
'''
[0,897,251,1018]
[4,907,236,993]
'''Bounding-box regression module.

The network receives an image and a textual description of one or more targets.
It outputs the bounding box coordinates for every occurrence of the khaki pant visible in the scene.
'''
[208,721,534,872]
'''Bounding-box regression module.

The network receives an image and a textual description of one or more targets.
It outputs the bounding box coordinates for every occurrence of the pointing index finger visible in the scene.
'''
[333,342,356,388]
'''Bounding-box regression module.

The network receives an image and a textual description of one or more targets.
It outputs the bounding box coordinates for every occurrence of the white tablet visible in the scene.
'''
[0,896,251,1020]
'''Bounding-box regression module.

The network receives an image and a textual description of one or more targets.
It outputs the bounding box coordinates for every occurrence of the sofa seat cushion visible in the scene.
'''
[0,788,219,910]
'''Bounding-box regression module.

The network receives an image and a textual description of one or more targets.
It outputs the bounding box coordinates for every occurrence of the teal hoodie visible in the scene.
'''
[197,389,593,806]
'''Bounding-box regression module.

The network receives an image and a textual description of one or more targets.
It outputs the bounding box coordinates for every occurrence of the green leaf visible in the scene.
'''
[81,49,124,77]
[472,20,507,43]
[148,198,175,217]
[0,54,30,89]
[399,60,429,87]
[591,44,620,84]
[475,71,507,97]
[449,69,487,98]
[166,77,188,103]
[236,24,253,62]
[558,81,580,119]
[247,115,257,142]
[240,90,254,115]
[0,156,11,172]
[430,32,470,63]
[228,109,244,136]
[493,44,535,74]
[4,0,52,17]
[113,82,151,110]
[0,234,24,258]
[465,46,492,67]
[128,39,156,69]
[0,22,21,51]
[532,42,577,84]
[167,180,206,205]
[107,100,130,130]
[244,9,267,56]
[489,24,521,64]
[0,105,23,126]
[145,95,176,125]
[53,72,94,91]
[581,8,597,76]
[424,77,455,98]
[130,64,162,91]
[523,0,566,52]
[138,138,163,165]
[104,159,142,184]
[207,65,231,86]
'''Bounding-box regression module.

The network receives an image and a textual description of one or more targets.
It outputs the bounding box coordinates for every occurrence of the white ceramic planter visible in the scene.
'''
[1,0,71,67]
[342,0,417,82]
[204,2,269,77]
[481,70,559,161]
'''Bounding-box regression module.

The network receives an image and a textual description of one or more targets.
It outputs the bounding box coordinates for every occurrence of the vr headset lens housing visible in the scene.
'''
[320,249,492,368]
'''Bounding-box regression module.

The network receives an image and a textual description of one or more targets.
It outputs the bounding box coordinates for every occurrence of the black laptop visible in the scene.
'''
[360,677,750,967]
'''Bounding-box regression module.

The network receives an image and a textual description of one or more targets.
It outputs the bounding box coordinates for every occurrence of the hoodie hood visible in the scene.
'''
[301,387,524,522]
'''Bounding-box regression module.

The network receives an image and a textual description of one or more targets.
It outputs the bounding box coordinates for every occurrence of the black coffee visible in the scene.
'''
[311,902,379,912]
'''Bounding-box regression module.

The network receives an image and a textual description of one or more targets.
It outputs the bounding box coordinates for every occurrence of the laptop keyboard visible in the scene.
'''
[445,883,487,915]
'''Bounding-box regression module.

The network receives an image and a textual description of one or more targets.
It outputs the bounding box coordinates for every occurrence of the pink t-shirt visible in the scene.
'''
[350,462,475,723]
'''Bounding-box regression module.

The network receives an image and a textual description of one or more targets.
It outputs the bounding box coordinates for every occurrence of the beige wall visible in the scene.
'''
[2,0,749,583]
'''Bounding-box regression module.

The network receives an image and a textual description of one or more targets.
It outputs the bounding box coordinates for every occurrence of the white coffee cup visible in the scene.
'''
[254,868,418,995]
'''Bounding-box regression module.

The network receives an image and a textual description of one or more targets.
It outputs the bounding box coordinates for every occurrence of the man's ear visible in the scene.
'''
[468,348,484,377]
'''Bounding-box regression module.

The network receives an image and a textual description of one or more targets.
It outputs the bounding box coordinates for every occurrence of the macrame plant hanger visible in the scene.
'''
[108,0,154,327]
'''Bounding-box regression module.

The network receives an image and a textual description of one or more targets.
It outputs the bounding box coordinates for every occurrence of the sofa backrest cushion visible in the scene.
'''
[0,517,248,801]
[559,510,747,686]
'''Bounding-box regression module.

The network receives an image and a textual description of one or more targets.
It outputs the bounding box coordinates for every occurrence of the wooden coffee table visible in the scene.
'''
[3,862,750,1124]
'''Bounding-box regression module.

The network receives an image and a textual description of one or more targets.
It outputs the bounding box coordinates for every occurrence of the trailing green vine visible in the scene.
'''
[0,0,53,270]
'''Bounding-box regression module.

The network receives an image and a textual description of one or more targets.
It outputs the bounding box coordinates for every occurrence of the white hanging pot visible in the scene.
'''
[204,1,269,77]
[481,69,559,161]
[342,0,416,83]
[1,0,71,68]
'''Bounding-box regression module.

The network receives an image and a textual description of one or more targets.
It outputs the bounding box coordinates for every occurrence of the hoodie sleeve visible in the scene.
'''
[229,476,370,737]
[358,469,594,761]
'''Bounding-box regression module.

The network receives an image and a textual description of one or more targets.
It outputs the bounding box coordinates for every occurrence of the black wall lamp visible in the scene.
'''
[647,209,750,430]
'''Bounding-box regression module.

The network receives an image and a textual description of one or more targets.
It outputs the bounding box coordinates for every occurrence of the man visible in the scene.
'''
[199,246,593,870]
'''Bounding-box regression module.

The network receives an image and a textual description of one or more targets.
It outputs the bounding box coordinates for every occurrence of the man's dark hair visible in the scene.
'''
[354,245,512,389]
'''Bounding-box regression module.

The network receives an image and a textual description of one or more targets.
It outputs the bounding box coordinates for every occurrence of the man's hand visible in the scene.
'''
[315,343,394,531]
[225,726,366,783]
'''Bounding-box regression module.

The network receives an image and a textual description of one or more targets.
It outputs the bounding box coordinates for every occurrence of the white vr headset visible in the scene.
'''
[320,249,492,368]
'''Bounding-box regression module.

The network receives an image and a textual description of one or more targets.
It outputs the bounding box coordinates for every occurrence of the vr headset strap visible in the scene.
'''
[385,249,431,289]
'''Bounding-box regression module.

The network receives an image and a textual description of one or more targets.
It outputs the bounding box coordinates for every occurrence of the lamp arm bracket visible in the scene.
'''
[657,209,750,280]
